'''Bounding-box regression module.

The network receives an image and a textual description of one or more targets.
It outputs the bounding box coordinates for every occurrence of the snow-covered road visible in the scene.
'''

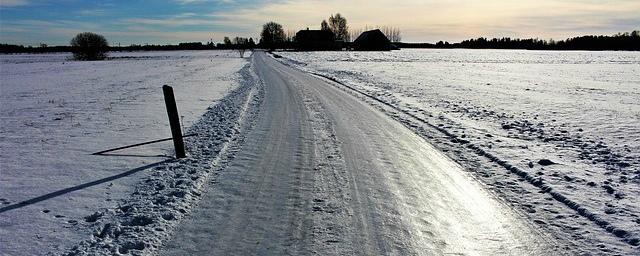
[162,52,559,255]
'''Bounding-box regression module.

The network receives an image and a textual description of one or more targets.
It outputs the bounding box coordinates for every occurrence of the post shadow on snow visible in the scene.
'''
[0,159,173,214]
[90,133,197,156]
[93,153,173,158]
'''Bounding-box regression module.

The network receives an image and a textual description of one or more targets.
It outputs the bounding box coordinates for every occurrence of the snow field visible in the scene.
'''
[61,62,263,255]
[0,50,249,255]
[275,49,640,254]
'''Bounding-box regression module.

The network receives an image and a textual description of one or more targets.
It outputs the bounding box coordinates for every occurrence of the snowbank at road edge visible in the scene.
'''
[56,61,264,256]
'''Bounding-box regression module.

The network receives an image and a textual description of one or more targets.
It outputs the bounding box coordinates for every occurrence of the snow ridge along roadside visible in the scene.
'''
[57,60,264,256]
[271,53,638,254]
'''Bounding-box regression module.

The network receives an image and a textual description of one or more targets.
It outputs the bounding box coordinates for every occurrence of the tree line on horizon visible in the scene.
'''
[399,31,640,51]
[1,29,638,54]
[0,39,256,54]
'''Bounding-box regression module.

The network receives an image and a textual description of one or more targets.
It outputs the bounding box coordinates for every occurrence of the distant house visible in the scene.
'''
[295,29,339,51]
[352,29,397,51]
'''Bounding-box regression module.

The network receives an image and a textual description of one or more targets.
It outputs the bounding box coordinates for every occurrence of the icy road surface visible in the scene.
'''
[276,49,640,253]
[162,52,558,255]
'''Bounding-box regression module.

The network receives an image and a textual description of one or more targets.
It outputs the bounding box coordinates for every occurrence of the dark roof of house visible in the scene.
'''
[296,29,335,42]
[353,29,394,51]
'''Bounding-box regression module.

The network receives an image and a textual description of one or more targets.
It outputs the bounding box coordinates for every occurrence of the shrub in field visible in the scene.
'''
[70,32,109,61]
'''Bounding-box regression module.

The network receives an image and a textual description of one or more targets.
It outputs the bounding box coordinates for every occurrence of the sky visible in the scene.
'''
[1,0,639,46]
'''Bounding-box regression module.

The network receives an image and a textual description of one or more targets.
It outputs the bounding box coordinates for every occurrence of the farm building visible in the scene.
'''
[352,29,397,51]
[295,29,340,51]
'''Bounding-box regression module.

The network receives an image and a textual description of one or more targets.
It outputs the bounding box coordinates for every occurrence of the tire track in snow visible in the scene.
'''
[264,52,557,255]
[160,53,316,255]
[298,79,356,254]
[270,53,640,249]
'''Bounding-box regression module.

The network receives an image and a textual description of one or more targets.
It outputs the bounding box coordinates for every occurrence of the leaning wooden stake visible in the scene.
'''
[163,85,186,158]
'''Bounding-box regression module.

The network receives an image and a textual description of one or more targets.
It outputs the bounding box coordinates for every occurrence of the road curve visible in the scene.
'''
[161,52,559,255]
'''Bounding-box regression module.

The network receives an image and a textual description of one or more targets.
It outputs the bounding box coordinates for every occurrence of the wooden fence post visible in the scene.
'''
[162,85,186,158]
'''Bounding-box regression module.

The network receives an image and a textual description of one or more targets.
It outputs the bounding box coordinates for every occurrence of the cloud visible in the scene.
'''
[174,12,198,18]
[210,0,640,42]
[0,18,107,45]
[1,17,226,46]
[0,27,26,32]
[122,18,217,27]
[77,9,108,16]
[2,0,639,45]
[174,0,234,4]
[0,0,29,7]
[175,0,206,4]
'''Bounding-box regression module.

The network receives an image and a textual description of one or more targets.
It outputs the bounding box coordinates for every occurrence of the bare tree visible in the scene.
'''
[233,37,249,58]
[285,29,297,43]
[321,20,330,31]
[328,13,349,41]
[237,48,246,58]
[380,26,402,42]
[349,28,364,42]
[260,21,285,49]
